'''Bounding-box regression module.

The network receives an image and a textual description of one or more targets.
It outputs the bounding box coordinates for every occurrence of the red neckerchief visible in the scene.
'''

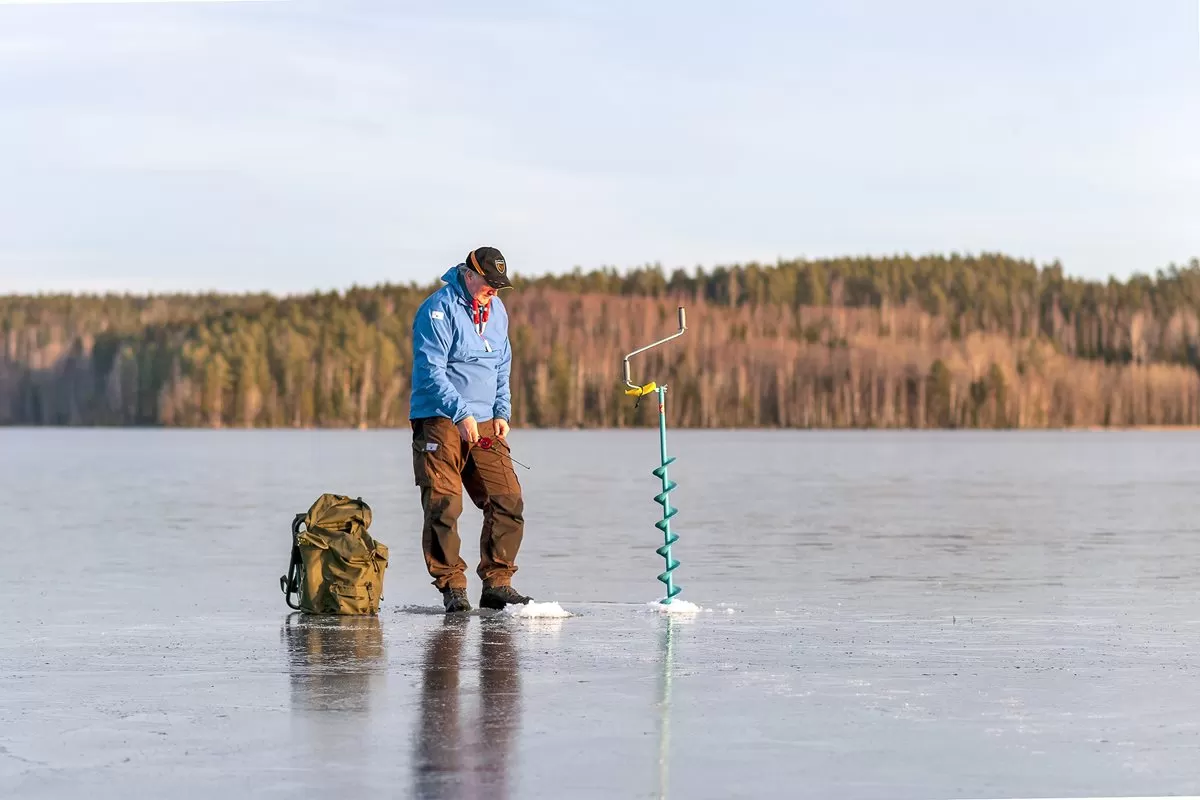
[472,299,492,351]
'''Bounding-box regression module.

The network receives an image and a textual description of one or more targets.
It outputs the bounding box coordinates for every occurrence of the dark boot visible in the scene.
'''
[441,586,472,613]
[480,585,532,610]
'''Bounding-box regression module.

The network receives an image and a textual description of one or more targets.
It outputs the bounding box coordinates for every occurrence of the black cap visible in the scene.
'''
[466,246,512,289]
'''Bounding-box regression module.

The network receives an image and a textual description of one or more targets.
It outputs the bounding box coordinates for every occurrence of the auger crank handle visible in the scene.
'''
[622,306,687,393]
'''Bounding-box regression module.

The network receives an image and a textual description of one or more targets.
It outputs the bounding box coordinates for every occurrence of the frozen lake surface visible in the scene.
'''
[2,428,1199,799]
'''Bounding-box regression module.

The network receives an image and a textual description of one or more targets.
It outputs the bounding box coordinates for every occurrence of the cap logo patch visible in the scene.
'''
[495,260,506,274]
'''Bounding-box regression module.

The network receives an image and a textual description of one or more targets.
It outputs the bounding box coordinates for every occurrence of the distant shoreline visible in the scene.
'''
[4,424,1200,433]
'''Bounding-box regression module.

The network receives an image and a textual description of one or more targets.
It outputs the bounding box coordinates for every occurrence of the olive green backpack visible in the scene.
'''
[280,493,389,615]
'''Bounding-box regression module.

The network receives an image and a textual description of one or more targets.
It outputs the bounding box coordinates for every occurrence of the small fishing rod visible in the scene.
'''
[476,436,531,469]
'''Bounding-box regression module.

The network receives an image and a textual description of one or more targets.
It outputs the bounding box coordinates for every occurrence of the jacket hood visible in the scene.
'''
[440,265,470,303]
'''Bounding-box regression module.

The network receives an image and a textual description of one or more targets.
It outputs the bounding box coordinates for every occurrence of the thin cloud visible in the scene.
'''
[0,2,1197,293]
[0,1,282,5]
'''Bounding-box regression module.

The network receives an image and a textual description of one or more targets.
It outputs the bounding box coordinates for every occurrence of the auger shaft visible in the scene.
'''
[652,386,681,603]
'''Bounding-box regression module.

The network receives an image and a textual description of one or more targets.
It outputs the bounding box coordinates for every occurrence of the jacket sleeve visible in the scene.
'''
[493,335,512,421]
[412,305,471,423]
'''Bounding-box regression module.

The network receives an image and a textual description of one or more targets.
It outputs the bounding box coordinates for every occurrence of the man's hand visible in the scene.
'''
[457,415,479,444]
[495,418,510,439]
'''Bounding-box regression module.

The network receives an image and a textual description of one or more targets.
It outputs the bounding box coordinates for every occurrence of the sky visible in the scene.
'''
[0,0,1197,295]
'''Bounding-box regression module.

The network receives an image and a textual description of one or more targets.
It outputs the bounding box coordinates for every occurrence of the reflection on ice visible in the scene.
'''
[412,617,521,800]
[657,616,678,800]
[281,613,386,713]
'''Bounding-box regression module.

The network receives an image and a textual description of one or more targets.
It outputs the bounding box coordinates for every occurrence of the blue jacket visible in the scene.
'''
[409,266,512,424]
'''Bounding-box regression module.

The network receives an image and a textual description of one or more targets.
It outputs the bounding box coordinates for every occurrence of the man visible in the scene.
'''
[409,246,533,613]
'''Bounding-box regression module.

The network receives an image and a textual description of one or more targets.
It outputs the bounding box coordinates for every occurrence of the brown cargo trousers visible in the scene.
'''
[411,416,524,591]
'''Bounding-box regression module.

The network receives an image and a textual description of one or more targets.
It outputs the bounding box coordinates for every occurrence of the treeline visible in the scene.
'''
[3,253,1200,429]
[535,253,1200,368]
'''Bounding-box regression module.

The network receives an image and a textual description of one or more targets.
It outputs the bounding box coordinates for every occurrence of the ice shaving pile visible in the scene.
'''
[502,600,572,618]
[645,599,709,613]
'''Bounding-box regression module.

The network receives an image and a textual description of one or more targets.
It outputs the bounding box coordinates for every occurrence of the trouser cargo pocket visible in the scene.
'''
[411,417,464,494]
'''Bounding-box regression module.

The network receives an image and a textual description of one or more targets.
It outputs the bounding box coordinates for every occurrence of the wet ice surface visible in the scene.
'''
[2,428,1199,799]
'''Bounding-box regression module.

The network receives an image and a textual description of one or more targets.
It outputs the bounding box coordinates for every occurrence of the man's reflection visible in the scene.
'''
[414,616,468,797]
[413,616,522,800]
[478,617,521,791]
[282,613,386,713]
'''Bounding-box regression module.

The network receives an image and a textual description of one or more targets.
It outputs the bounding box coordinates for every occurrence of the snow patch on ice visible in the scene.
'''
[502,601,572,618]
[644,599,710,614]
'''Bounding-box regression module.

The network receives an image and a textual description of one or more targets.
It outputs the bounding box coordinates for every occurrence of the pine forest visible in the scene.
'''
[5,253,1200,429]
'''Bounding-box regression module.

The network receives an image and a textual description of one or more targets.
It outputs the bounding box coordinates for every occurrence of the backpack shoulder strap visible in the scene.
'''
[280,512,307,610]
